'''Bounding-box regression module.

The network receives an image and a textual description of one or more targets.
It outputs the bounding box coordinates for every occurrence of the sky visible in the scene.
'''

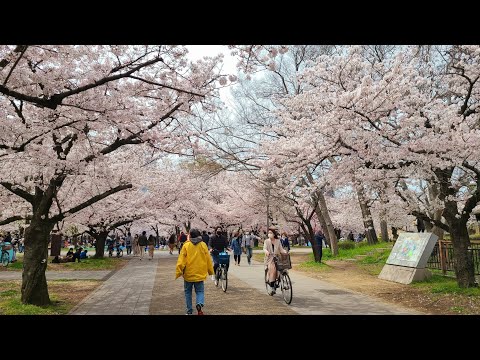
[185,45,238,105]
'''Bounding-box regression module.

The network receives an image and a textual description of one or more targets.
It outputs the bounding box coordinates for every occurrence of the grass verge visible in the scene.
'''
[0,255,127,271]
[0,279,100,315]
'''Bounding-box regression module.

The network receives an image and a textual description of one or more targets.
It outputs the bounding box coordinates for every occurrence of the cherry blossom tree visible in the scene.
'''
[273,45,480,287]
[0,45,224,304]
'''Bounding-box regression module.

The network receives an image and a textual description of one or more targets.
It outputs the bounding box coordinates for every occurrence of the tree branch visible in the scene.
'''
[50,183,133,223]
[0,182,34,203]
[128,75,205,97]
[3,45,28,86]
[0,56,163,110]
[411,211,450,232]
[83,103,181,163]
[0,215,24,226]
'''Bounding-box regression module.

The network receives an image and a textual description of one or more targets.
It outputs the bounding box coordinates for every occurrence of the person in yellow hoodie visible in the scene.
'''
[176,228,214,315]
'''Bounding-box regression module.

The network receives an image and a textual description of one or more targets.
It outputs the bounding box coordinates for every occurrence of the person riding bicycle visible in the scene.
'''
[264,228,288,295]
[208,227,231,276]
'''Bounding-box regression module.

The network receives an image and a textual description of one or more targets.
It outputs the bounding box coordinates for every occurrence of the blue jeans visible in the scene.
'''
[184,281,205,314]
[245,246,253,264]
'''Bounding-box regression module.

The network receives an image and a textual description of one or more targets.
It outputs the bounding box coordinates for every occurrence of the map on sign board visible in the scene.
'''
[386,232,438,268]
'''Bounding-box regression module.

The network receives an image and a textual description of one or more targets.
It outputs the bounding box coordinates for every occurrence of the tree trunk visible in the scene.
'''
[426,183,444,239]
[424,219,433,232]
[300,222,321,262]
[431,209,444,240]
[356,185,378,244]
[93,231,108,258]
[314,206,330,248]
[380,219,389,242]
[449,220,476,287]
[21,220,54,305]
[316,191,338,256]
[184,221,191,233]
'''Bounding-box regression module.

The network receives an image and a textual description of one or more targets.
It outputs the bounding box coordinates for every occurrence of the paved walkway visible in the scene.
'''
[229,260,419,315]
[70,257,157,315]
[67,251,420,315]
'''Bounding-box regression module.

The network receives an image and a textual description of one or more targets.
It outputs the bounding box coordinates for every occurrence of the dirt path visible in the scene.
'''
[150,257,296,315]
[291,254,480,315]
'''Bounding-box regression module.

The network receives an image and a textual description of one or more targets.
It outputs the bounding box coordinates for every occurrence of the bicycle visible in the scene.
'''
[214,251,230,292]
[264,253,293,304]
[0,242,12,267]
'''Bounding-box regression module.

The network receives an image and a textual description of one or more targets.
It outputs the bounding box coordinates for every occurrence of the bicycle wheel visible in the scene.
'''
[221,267,228,292]
[215,267,220,287]
[2,252,9,267]
[281,272,293,304]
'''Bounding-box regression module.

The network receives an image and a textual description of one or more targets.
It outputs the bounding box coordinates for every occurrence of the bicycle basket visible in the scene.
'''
[218,252,230,265]
[275,253,292,271]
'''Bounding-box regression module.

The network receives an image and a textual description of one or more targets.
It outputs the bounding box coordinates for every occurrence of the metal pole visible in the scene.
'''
[266,187,270,233]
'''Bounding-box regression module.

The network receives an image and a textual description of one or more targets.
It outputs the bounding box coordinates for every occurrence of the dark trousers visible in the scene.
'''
[234,254,241,264]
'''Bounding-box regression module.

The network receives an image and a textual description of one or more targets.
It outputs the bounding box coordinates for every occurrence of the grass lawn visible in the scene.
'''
[0,279,101,315]
[291,241,480,313]
[0,253,127,271]
[412,274,480,296]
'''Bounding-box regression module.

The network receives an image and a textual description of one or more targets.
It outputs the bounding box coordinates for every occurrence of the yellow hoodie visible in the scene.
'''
[175,238,214,282]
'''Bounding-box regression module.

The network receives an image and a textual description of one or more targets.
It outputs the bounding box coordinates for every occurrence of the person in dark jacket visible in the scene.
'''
[280,232,290,252]
[208,227,230,274]
[201,231,210,245]
[138,231,148,260]
[314,230,324,263]
[416,217,425,233]
[231,232,243,266]
[72,247,82,263]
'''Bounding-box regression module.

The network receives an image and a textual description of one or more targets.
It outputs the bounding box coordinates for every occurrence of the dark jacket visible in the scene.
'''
[201,233,210,244]
[138,235,147,246]
[280,237,290,251]
[209,234,229,254]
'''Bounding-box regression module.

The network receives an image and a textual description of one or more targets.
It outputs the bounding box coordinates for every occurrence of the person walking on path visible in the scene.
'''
[168,233,176,255]
[175,228,214,315]
[133,234,140,256]
[416,217,425,233]
[147,234,155,260]
[231,231,243,266]
[178,231,187,254]
[242,231,256,265]
[201,230,210,245]
[138,231,147,260]
[280,232,290,252]
[264,228,287,295]
[125,232,133,255]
